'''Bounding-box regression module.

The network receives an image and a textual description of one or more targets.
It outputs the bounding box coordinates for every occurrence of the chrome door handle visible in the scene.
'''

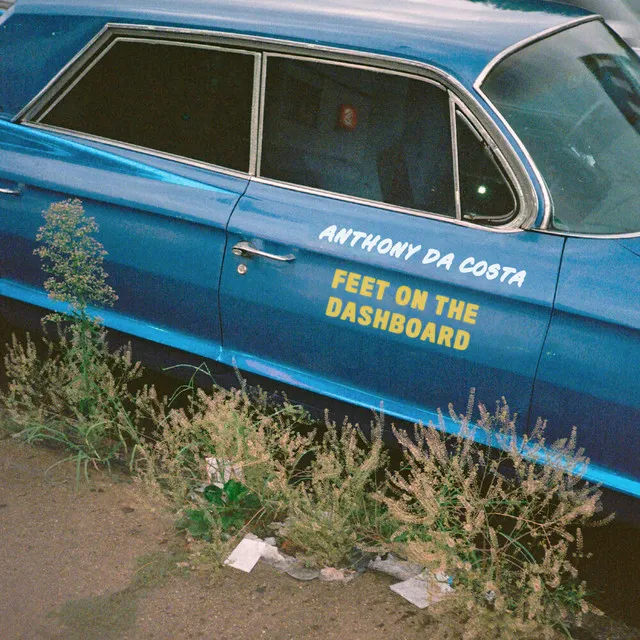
[0,186,22,196]
[232,241,295,262]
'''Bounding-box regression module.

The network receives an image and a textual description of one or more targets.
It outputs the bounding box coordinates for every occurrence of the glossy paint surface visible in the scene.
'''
[220,180,564,427]
[0,0,585,119]
[0,0,638,517]
[0,120,247,349]
[531,237,640,488]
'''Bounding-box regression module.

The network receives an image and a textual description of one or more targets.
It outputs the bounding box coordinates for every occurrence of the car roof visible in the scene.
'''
[2,0,591,119]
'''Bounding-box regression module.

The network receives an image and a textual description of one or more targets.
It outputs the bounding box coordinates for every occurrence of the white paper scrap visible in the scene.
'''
[206,457,244,488]
[224,537,266,573]
[390,576,453,609]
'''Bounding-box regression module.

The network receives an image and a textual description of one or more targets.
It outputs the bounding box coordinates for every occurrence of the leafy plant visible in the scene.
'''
[379,391,610,633]
[137,373,318,540]
[138,373,392,565]
[279,414,391,568]
[34,198,117,312]
[2,199,143,478]
[177,479,263,540]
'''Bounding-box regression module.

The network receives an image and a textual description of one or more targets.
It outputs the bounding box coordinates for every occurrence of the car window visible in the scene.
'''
[38,39,257,172]
[456,111,516,223]
[260,56,515,224]
[483,19,640,234]
[551,1,640,49]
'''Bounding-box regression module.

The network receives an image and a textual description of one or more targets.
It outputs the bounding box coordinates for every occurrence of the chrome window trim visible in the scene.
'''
[20,122,254,181]
[249,51,263,175]
[251,175,525,234]
[475,15,601,88]
[33,37,120,123]
[534,228,640,240]
[454,109,518,225]
[474,88,554,230]
[14,24,114,123]
[449,96,462,220]
[23,36,261,175]
[16,22,539,233]
[258,51,533,230]
[261,50,444,89]
[451,96,526,228]
[474,15,605,233]
[255,52,269,179]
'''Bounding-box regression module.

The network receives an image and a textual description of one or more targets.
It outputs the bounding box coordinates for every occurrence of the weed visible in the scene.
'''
[279,413,392,568]
[138,375,392,567]
[2,199,143,479]
[137,375,317,539]
[34,198,117,312]
[379,391,610,633]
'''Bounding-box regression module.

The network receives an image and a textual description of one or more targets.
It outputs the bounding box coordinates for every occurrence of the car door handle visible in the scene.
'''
[231,241,295,262]
[0,185,22,196]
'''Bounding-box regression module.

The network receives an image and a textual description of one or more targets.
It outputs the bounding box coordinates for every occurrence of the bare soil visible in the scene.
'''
[1,434,638,640]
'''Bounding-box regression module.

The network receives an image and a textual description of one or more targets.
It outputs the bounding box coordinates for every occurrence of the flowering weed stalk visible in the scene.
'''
[3,199,143,478]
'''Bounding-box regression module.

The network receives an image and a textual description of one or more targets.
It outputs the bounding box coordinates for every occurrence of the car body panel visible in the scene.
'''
[0,0,638,518]
[0,119,247,352]
[220,180,565,428]
[531,236,640,492]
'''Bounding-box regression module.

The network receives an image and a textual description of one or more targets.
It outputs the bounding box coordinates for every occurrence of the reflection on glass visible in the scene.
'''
[483,20,640,234]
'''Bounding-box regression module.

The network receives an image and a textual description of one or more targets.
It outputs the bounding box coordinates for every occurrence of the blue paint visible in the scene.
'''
[0,280,222,359]
[0,0,638,521]
[0,121,230,193]
[1,0,587,118]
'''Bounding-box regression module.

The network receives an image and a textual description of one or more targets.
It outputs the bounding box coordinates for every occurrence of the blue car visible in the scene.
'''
[0,0,639,516]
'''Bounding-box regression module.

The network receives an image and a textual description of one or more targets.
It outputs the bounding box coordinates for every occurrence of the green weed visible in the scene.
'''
[379,391,610,634]
[2,199,144,479]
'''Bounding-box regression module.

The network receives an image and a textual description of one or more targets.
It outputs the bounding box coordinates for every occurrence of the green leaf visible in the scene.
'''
[223,479,249,504]
[203,484,225,506]
[176,509,212,541]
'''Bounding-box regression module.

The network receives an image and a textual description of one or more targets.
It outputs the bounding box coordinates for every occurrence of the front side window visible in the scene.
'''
[38,39,256,172]
[261,56,515,224]
[482,20,640,234]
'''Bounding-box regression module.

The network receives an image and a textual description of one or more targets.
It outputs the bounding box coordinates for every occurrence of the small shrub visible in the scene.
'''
[280,414,391,568]
[138,376,392,566]
[137,377,318,539]
[34,198,117,311]
[2,199,143,478]
[379,391,610,632]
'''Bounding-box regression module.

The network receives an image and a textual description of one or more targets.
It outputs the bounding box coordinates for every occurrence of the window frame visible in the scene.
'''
[16,23,536,232]
[454,107,518,225]
[18,30,263,178]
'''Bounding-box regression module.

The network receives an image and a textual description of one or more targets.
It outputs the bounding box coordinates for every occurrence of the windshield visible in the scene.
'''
[482,20,640,235]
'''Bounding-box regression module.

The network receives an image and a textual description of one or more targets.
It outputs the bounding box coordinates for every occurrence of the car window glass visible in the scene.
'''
[39,40,256,172]
[483,20,640,234]
[261,56,456,217]
[457,112,516,222]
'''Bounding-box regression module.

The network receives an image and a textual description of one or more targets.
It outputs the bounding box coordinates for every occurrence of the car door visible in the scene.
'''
[531,236,640,498]
[0,33,259,357]
[219,54,565,428]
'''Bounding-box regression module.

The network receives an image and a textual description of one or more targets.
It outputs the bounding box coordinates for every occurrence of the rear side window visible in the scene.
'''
[261,56,515,223]
[38,40,257,172]
[457,112,516,222]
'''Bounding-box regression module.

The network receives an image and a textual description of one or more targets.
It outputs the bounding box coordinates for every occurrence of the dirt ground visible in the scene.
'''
[1,434,639,640]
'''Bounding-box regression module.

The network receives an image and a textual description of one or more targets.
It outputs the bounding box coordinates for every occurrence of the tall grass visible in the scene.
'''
[1,198,610,636]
